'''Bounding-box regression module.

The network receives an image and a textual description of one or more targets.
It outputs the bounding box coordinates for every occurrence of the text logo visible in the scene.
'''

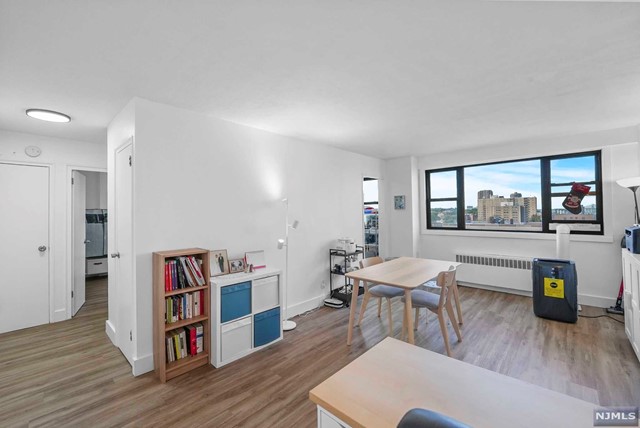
[594,407,639,426]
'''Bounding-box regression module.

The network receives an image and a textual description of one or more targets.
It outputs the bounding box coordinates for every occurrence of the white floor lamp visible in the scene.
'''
[278,198,299,331]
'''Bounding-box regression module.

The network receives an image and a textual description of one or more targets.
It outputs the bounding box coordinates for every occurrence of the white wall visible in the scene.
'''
[0,129,107,322]
[384,157,420,257]
[399,126,640,307]
[108,98,383,374]
[83,171,107,209]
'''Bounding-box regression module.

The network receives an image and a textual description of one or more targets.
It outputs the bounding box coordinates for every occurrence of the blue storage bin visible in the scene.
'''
[221,282,251,323]
[254,307,281,347]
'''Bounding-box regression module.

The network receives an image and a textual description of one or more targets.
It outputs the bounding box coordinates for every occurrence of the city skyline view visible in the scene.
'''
[429,155,597,210]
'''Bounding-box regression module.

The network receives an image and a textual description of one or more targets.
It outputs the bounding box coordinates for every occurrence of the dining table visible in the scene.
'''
[345,256,461,345]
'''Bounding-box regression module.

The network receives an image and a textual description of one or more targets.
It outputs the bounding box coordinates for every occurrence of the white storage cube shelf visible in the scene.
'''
[211,268,283,368]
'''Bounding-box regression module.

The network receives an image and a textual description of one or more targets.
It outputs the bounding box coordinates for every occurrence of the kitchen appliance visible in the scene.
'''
[336,237,356,253]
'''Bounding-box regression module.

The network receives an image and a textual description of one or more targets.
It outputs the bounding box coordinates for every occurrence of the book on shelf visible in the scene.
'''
[186,255,206,286]
[195,323,204,354]
[184,325,197,356]
[165,325,202,363]
[164,290,207,324]
[165,256,207,291]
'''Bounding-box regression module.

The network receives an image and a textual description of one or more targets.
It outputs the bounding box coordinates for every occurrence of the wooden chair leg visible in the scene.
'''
[386,298,393,336]
[437,309,452,357]
[445,300,462,342]
[377,298,382,317]
[452,281,463,325]
[357,289,371,326]
[414,307,419,331]
[401,307,406,341]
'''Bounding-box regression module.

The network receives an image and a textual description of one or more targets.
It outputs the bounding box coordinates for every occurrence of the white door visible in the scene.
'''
[114,142,134,364]
[0,163,49,333]
[72,171,86,315]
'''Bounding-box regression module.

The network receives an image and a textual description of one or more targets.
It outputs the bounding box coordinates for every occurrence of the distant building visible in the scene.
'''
[477,190,537,223]
[478,190,493,200]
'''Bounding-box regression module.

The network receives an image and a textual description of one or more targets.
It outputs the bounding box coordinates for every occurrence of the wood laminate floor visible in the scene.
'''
[0,278,638,427]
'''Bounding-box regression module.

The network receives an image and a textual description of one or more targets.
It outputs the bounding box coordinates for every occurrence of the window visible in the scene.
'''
[425,151,603,234]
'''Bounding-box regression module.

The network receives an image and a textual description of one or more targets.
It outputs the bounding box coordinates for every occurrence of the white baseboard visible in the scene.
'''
[52,308,67,323]
[287,293,325,318]
[105,319,117,346]
[458,281,614,309]
[577,294,615,309]
[132,353,154,376]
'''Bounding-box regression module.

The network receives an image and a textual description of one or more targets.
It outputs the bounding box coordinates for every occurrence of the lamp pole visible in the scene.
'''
[282,198,297,331]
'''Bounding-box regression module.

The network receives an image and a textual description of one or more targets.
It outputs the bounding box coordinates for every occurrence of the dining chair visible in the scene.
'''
[419,275,463,325]
[356,256,404,336]
[402,265,462,357]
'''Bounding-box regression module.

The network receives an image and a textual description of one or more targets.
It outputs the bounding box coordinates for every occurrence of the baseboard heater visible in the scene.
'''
[454,252,533,293]
[455,253,532,270]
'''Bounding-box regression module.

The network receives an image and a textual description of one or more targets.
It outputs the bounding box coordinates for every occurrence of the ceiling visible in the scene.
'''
[1,1,639,159]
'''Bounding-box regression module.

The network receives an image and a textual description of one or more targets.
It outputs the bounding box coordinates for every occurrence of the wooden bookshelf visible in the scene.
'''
[153,248,211,382]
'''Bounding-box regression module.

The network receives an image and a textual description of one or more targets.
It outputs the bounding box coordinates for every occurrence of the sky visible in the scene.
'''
[430,155,596,210]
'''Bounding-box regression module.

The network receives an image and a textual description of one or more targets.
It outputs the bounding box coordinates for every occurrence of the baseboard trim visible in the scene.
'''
[52,308,67,323]
[458,281,614,309]
[132,353,154,376]
[105,320,117,346]
[288,294,325,318]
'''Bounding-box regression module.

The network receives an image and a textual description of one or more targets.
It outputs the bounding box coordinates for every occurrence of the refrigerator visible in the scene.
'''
[86,209,107,258]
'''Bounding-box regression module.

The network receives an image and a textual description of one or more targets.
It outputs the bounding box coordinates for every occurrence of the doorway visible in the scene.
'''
[363,177,379,258]
[71,169,108,318]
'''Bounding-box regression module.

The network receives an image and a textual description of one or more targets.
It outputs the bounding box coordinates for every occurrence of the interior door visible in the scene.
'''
[0,163,49,333]
[72,171,86,315]
[115,142,134,365]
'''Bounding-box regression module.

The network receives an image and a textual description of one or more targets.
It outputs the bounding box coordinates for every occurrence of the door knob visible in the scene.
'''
[111,252,120,258]
[38,245,47,252]
[84,239,91,244]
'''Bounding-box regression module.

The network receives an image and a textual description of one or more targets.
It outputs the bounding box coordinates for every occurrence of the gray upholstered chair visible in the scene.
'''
[356,256,404,336]
[402,265,462,356]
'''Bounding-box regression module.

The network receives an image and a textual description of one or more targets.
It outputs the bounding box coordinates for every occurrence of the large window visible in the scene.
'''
[425,151,603,234]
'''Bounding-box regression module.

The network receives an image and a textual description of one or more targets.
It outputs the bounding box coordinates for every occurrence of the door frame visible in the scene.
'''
[0,160,54,322]
[66,166,107,320]
[362,175,381,259]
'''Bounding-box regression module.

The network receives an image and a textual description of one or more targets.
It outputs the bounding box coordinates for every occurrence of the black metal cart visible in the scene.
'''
[329,246,364,307]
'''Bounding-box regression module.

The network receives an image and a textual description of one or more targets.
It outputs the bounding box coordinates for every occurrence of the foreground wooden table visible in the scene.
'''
[309,337,597,428]
[345,257,460,345]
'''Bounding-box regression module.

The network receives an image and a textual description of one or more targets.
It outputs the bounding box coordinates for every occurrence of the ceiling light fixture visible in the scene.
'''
[26,109,71,123]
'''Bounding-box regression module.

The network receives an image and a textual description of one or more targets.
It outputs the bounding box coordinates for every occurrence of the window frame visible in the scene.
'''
[425,150,603,235]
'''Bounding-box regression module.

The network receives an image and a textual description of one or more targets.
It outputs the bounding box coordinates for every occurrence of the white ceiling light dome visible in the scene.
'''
[26,109,71,123]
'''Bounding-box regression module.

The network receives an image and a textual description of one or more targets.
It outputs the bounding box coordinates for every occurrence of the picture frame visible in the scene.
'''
[245,250,266,269]
[210,249,230,276]
[394,195,406,210]
[229,258,246,274]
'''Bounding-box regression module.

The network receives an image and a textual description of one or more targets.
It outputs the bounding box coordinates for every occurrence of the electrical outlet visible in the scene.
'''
[321,280,327,289]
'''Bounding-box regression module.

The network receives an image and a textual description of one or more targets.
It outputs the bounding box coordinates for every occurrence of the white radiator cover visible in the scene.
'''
[455,253,533,293]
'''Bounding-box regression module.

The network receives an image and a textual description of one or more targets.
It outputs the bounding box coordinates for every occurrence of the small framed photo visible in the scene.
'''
[394,195,406,210]
[229,258,246,274]
[245,250,266,269]
[210,250,230,276]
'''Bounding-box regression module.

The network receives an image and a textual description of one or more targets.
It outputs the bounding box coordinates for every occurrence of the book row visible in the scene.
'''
[166,323,204,363]
[165,290,205,323]
[164,256,206,291]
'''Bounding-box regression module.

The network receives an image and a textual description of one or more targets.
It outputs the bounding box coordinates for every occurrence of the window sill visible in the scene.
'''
[420,228,614,243]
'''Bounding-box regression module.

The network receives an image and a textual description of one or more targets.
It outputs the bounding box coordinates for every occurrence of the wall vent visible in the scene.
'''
[455,253,532,270]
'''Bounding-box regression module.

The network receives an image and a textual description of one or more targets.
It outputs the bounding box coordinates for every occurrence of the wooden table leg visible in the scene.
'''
[452,280,463,325]
[404,289,414,345]
[347,279,360,345]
